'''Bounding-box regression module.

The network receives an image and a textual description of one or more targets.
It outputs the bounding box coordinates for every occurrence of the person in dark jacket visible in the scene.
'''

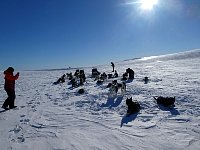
[111,62,115,72]
[126,68,134,79]
[2,67,19,110]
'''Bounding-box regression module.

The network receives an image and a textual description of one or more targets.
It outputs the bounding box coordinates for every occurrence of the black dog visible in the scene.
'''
[126,97,140,116]
[53,74,66,85]
[78,88,84,94]
[153,96,175,107]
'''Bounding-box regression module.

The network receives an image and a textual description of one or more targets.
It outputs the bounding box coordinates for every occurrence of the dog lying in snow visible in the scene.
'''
[153,96,175,107]
[126,97,140,116]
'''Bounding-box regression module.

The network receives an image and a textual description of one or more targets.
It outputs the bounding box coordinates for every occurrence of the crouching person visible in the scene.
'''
[126,68,134,80]
[2,67,19,110]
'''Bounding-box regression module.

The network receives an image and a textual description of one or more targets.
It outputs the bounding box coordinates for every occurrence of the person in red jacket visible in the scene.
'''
[2,67,19,110]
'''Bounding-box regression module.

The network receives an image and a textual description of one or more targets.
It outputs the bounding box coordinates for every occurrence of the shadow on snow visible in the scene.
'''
[120,113,138,127]
[157,104,180,115]
[101,96,123,109]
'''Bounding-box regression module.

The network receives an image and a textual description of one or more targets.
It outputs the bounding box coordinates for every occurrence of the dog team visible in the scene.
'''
[52,62,175,117]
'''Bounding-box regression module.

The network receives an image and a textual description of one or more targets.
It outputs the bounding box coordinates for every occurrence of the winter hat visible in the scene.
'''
[6,67,14,73]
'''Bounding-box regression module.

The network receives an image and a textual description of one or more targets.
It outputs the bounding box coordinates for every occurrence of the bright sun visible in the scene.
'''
[139,0,159,10]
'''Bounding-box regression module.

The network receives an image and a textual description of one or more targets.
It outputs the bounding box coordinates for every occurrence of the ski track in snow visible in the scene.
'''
[0,50,200,150]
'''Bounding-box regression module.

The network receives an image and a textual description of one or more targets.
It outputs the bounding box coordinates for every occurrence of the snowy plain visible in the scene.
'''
[0,49,200,150]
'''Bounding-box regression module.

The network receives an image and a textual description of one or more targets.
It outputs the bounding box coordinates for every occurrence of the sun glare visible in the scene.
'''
[139,0,158,10]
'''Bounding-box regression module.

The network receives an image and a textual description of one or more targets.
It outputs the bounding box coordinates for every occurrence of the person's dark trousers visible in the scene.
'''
[2,89,16,109]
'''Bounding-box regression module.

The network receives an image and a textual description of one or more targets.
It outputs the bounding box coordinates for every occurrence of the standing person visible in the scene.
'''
[111,62,115,72]
[2,67,19,110]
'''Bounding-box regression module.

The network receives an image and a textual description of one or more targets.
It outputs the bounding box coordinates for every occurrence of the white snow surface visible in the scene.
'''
[0,49,200,150]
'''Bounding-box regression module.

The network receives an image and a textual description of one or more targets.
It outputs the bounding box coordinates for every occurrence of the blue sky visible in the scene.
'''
[0,0,200,70]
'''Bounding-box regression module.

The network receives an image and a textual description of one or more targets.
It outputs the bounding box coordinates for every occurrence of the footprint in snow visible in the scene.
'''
[9,125,25,143]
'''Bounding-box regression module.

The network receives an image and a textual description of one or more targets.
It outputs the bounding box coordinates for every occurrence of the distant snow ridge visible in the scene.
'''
[141,49,200,62]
